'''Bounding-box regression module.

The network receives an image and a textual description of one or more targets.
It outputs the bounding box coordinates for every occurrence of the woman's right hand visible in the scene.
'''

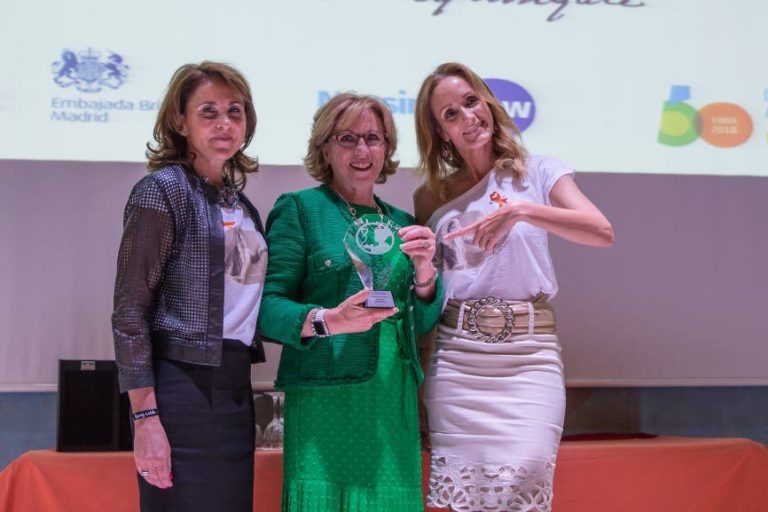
[133,416,173,489]
[325,288,398,335]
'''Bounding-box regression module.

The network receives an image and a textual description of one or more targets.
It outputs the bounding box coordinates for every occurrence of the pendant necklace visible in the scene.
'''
[332,187,382,220]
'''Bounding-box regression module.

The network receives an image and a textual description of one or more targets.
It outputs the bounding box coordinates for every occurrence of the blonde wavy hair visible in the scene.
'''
[415,62,528,197]
[304,92,399,184]
[146,61,258,190]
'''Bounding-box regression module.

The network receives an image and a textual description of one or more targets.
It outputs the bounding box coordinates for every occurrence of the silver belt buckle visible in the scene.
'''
[466,297,515,343]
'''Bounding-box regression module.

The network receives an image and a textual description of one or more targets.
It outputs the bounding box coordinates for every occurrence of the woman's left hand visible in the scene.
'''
[442,201,528,252]
[398,225,437,271]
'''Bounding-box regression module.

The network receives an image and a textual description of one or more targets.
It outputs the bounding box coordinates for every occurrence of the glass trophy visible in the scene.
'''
[342,213,405,308]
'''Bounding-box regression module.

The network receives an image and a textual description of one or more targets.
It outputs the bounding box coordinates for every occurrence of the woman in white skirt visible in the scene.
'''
[413,63,614,512]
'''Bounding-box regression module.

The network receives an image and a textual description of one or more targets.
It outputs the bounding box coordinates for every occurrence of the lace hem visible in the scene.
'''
[427,455,555,512]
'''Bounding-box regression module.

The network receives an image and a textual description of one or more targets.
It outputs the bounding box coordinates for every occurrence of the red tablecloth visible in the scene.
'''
[1,437,767,511]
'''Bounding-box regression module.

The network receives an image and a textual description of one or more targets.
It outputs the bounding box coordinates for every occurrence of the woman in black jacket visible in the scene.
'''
[112,61,266,512]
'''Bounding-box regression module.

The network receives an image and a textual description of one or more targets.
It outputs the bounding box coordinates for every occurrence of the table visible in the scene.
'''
[1,437,766,511]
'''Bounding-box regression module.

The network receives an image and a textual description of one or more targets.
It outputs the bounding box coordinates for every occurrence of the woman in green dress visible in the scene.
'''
[258,92,442,512]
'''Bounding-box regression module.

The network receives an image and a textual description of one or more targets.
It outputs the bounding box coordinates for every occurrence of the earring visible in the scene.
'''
[441,141,452,159]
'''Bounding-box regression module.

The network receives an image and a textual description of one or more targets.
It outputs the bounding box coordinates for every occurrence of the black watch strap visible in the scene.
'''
[310,308,330,337]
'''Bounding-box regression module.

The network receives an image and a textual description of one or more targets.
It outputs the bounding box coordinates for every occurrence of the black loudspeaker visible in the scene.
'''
[56,360,132,452]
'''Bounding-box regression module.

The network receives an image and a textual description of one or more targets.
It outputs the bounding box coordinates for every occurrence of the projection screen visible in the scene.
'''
[1,0,765,173]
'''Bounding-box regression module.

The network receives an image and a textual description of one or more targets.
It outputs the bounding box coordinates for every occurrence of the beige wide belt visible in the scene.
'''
[441,297,556,343]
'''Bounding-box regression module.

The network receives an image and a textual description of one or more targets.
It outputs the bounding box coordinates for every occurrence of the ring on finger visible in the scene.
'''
[422,240,431,249]
[139,469,150,477]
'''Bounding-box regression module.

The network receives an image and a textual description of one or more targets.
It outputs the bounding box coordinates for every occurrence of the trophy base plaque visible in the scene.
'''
[365,290,395,308]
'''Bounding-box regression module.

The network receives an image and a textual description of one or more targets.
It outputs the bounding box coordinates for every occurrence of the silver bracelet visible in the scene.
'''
[413,266,438,288]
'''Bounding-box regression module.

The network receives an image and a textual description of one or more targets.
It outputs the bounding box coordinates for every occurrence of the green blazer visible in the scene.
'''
[258,184,442,389]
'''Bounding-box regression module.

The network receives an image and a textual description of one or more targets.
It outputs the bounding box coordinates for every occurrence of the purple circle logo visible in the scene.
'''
[483,78,536,132]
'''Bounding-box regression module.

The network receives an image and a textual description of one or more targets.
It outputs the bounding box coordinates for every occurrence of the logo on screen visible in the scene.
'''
[658,85,753,148]
[318,79,535,131]
[484,78,536,132]
[318,90,414,114]
[51,48,129,93]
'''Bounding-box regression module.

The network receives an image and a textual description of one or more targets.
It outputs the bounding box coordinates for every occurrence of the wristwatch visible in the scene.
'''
[311,308,331,337]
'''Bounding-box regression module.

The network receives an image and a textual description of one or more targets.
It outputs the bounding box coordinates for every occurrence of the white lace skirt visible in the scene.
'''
[424,323,565,512]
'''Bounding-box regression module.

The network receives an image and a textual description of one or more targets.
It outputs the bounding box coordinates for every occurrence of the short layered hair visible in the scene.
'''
[304,92,399,184]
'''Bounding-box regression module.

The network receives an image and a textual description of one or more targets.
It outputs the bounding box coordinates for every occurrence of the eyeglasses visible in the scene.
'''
[329,131,387,148]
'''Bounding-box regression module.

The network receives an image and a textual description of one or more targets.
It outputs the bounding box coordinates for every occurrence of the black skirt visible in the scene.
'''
[137,340,255,512]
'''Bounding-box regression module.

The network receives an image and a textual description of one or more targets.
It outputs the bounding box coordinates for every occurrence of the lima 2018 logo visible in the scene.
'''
[51,48,129,93]
[484,79,536,132]
[658,85,752,148]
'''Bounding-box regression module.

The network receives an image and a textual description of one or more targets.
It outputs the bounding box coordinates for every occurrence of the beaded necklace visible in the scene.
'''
[201,174,240,209]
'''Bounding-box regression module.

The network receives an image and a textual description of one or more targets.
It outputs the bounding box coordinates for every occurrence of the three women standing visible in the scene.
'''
[413,63,614,511]
[115,59,613,512]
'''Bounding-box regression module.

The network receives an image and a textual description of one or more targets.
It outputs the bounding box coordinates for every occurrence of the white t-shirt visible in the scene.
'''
[427,155,573,302]
[221,205,268,345]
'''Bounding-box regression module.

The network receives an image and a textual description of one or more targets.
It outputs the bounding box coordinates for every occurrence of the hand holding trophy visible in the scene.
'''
[343,213,408,308]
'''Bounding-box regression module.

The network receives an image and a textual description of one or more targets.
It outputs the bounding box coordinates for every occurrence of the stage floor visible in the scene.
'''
[1,437,767,511]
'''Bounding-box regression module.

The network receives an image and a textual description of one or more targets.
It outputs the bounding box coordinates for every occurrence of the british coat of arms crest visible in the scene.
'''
[51,48,129,93]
